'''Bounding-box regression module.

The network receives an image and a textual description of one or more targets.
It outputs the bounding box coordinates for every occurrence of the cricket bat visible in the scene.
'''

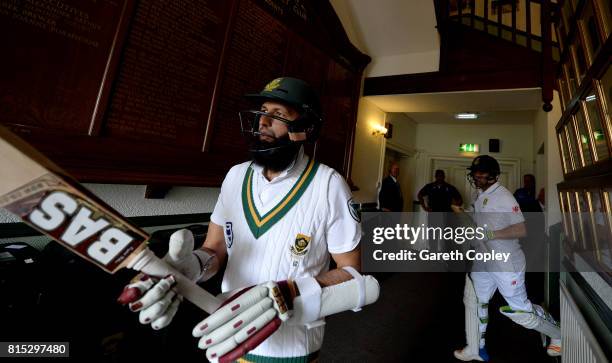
[0,125,221,313]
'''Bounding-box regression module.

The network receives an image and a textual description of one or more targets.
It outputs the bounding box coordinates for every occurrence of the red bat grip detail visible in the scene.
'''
[128,248,222,314]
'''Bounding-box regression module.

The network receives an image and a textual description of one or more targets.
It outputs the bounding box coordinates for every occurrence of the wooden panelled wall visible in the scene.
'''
[0,0,369,186]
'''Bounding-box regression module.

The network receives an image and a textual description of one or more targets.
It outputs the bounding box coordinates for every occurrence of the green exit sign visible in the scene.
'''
[459,143,479,152]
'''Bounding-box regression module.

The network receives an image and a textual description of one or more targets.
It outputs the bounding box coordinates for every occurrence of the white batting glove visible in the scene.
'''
[117,274,182,330]
[117,229,215,330]
[164,229,214,281]
[194,268,379,362]
[192,281,295,363]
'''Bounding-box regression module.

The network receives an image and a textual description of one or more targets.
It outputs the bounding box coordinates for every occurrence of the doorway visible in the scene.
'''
[381,147,411,211]
[430,156,520,207]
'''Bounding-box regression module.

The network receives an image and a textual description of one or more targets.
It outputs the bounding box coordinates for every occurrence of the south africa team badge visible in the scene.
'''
[290,233,311,257]
[225,222,234,248]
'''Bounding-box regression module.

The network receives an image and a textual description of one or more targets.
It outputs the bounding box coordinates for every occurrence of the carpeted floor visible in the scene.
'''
[320,272,559,363]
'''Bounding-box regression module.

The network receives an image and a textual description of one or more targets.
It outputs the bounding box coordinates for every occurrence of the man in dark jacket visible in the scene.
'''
[418,169,463,212]
[514,174,542,212]
[379,162,404,212]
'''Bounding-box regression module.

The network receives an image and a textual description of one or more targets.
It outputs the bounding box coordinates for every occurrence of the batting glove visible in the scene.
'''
[193,280,296,362]
[117,229,215,330]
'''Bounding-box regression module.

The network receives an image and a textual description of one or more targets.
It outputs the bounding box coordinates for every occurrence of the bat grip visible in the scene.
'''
[128,248,222,314]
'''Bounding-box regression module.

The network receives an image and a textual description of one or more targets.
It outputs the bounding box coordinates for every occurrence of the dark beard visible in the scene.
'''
[250,135,300,172]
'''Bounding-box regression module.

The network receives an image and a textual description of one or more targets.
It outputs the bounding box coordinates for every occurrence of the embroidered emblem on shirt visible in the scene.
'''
[347,198,361,222]
[225,222,234,248]
[512,205,520,213]
[290,233,311,257]
[483,198,488,206]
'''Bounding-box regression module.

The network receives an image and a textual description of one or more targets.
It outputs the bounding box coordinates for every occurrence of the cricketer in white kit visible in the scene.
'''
[454,155,561,362]
[211,146,360,359]
[118,77,380,363]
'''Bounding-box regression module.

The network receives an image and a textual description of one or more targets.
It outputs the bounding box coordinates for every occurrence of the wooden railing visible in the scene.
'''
[434,0,559,110]
[436,0,559,55]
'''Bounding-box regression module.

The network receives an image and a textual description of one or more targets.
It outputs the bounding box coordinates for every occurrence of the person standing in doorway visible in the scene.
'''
[417,169,463,212]
[379,162,404,212]
[418,169,463,254]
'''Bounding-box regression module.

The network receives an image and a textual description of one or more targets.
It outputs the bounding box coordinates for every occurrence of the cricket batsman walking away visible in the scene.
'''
[117,77,380,362]
[454,155,561,361]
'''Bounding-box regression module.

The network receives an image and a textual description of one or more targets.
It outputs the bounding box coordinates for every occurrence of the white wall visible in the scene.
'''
[351,98,386,203]
[545,93,564,227]
[328,0,367,53]
[415,123,534,172]
[330,0,440,78]
[409,122,534,203]
[534,107,547,197]
[366,51,440,77]
[386,113,417,153]
[532,92,563,228]
[0,184,221,224]
[0,183,220,249]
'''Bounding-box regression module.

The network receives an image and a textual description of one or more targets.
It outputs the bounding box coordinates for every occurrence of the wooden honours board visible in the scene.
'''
[0,0,370,186]
[0,0,133,135]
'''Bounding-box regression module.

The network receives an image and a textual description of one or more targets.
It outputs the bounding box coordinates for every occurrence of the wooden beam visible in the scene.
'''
[363,67,541,96]
[541,0,553,111]
[484,0,489,31]
[526,0,532,49]
[512,0,517,43]
[470,0,475,28]
[497,0,502,37]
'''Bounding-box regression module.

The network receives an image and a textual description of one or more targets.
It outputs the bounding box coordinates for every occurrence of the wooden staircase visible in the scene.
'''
[439,0,560,55]
[364,0,560,112]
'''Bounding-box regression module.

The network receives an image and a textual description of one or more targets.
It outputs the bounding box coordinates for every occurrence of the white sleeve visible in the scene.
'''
[501,194,525,226]
[210,166,239,226]
[325,172,362,254]
[209,195,225,226]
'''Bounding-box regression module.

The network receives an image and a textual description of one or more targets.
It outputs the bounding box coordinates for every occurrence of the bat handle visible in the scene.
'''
[127,248,222,314]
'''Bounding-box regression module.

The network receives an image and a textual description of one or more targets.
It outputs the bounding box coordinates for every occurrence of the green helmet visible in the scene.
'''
[245,77,321,116]
[467,155,501,187]
[242,77,323,142]
[467,155,501,176]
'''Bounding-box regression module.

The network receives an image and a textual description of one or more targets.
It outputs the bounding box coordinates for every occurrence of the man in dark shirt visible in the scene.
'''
[417,169,463,258]
[379,162,404,212]
[514,174,543,212]
[418,169,463,212]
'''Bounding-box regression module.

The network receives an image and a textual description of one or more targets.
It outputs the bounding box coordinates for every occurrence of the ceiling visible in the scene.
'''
[365,88,542,112]
[330,0,438,56]
[369,88,543,124]
[330,0,439,76]
[330,2,543,123]
[403,110,539,124]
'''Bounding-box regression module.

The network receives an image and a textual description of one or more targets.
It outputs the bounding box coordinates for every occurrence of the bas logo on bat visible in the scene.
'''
[29,190,137,266]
